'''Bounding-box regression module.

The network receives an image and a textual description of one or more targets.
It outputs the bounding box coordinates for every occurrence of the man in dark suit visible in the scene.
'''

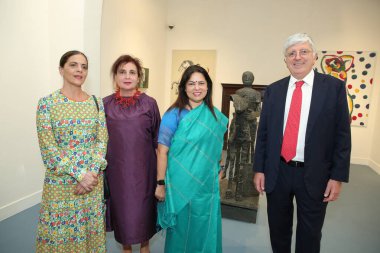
[253,33,351,253]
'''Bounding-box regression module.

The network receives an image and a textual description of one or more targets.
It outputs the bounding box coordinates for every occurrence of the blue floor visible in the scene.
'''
[1,164,379,252]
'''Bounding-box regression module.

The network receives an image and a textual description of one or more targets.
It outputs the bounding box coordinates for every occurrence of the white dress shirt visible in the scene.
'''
[283,70,314,162]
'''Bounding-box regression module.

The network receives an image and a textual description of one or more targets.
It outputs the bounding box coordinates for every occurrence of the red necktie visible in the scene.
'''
[281,80,304,162]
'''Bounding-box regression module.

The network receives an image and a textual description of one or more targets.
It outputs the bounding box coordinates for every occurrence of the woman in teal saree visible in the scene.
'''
[155,65,228,253]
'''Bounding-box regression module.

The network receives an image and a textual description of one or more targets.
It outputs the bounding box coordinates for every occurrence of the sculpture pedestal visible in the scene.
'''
[220,178,259,223]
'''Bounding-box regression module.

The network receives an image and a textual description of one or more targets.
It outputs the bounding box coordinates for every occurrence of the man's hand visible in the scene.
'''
[323,179,342,202]
[253,172,265,194]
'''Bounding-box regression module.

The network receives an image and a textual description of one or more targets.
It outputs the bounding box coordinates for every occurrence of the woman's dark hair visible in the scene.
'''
[169,64,216,119]
[59,50,88,68]
[110,55,143,80]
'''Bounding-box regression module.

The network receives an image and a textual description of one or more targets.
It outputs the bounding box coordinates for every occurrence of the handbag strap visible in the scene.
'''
[92,95,99,112]
[92,95,110,199]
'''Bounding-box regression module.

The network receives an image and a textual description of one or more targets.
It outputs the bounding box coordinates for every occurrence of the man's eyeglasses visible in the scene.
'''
[286,49,312,58]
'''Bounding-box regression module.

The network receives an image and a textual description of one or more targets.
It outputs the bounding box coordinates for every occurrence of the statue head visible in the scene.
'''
[242,71,254,86]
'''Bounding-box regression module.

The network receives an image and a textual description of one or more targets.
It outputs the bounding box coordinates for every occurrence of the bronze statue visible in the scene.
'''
[225,71,261,201]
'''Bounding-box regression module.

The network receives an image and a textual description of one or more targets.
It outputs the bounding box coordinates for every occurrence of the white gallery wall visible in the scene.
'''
[1,0,379,220]
[0,0,103,221]
[163,0,380,172]
[100,0,168,114]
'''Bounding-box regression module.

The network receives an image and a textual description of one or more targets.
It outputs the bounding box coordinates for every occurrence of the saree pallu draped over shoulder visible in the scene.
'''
[158,103,228,253]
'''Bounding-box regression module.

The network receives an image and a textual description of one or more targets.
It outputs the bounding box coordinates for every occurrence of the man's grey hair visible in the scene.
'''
[283,33,317,57]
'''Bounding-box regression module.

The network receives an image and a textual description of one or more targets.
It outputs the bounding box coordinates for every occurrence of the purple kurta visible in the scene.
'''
[103,93,161,245]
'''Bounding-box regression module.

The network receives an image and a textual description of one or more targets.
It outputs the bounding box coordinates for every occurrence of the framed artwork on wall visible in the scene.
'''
[170,50,216,102]
[140,68,149,89]
[315,51,376,127]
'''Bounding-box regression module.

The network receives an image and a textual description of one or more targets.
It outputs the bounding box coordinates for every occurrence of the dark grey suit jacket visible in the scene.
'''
[253,71,351,200]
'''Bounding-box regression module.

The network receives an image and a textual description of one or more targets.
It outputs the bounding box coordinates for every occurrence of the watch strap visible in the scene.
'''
[157,179,165,185]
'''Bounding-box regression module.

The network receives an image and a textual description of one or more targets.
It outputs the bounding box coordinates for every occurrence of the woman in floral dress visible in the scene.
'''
[35,50,108,252]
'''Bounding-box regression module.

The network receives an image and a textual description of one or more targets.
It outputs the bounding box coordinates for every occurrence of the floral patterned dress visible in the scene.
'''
[35,90,108,252]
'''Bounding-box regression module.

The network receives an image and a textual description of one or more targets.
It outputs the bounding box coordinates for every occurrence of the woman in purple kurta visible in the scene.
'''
[103,55,160,253]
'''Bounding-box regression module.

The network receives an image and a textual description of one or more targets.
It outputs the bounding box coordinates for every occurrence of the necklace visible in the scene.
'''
[115,89,141,108]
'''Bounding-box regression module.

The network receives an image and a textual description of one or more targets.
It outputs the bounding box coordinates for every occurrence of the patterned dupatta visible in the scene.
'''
[158,103,228,229]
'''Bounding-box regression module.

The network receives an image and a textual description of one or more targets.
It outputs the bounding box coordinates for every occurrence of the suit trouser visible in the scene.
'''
[266,160,328,253]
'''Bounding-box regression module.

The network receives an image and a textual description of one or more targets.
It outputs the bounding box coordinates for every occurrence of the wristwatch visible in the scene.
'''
[157,179,165,185]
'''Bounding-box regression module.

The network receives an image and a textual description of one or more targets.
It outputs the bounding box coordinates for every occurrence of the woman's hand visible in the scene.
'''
[156,144,169,202]
[78,172,99,192]
[219,169,225,180]
[155,185,166,202]
[74,183,88,195]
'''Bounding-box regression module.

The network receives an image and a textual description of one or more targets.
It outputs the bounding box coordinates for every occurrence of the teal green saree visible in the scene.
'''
[158,103,228,253]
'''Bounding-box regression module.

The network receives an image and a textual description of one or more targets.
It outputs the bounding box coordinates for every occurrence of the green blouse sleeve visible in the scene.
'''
[36,97,87,182]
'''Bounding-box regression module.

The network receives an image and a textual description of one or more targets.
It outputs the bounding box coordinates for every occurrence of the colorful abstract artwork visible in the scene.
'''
[316,51,376,127]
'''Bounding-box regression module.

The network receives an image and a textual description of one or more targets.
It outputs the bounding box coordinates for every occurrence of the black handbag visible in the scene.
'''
[92,95,110,199]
